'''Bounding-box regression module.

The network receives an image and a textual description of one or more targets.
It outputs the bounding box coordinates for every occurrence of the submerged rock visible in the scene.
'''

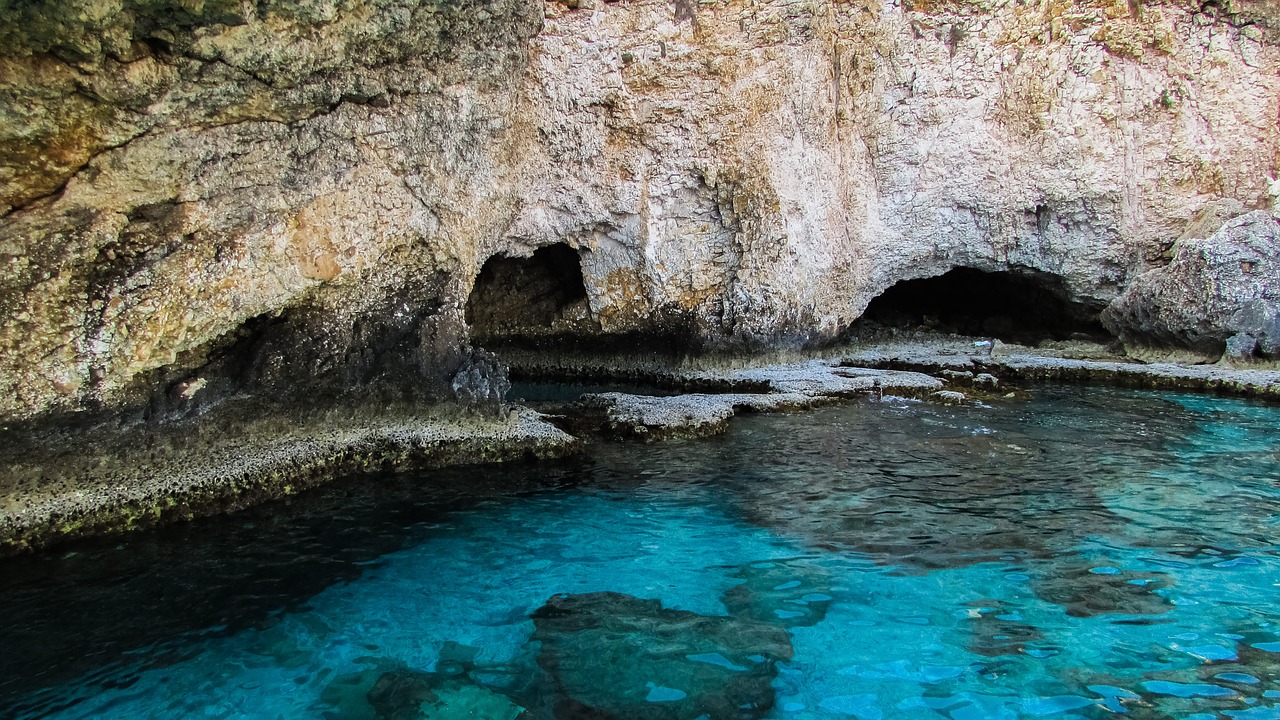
[720,559,834,628]
[963,600,1044,657]
[1032,562,1173,618]
[1104,212,1280,361]
[321,664,527,720]
[368,671,526,720]
[531,591,792,720]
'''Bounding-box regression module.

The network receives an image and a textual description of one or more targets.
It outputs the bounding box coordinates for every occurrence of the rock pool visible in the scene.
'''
[3,387,1280,719]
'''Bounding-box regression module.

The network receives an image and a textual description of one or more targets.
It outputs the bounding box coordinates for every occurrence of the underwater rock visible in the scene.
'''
[368,671,526,720]
[1104,212,1280,361]
[531,591,792,720]
[1032,562,1173,618]
[962,600,1044,657]
[321,664,526,720]
[720,559,834,629]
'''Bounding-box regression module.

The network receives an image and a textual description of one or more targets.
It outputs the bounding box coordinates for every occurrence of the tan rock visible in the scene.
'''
[0,0,1278,420]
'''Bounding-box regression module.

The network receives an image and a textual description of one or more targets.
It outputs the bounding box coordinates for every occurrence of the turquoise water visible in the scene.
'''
[3,387,1280,719]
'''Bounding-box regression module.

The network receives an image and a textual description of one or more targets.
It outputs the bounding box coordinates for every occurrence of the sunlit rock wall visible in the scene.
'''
[2,0,1278,420]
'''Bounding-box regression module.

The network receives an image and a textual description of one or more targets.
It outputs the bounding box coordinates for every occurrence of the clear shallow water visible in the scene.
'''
[3,388,1280,719]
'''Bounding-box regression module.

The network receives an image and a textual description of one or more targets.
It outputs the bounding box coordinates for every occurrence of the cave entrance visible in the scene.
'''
[465,243,594,348]
[858,267,1109,345]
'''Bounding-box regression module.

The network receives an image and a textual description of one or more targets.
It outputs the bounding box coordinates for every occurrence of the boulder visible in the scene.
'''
[1103,212,1280,361]
[1159,198,1246,260]
[531,592,792,720]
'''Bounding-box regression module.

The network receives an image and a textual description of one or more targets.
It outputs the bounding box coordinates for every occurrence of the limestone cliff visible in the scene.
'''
[2,0,1278,422]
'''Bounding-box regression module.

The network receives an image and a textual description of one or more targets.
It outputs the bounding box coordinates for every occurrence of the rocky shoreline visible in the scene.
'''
[845,339,1280,401]
[4,340,1280,557]
[0,404,580,557]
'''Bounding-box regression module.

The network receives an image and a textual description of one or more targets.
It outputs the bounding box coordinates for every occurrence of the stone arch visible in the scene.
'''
[465,243,597,347]
[858,267,1109,344]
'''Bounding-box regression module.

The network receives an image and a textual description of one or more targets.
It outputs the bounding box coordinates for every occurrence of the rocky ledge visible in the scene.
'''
[4,346,1280,556]
[845,338,1280,400]
[0,403,579,556]
[576,362,942,440]
[2,0,1280,554]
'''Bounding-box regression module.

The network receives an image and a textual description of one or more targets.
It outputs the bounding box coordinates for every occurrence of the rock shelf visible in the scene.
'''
[845,340,1280,401]
[0,406,579,556]
[3,348,1280,556]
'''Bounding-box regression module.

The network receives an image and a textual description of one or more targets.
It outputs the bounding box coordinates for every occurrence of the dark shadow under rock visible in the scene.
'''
[531,592,792,720]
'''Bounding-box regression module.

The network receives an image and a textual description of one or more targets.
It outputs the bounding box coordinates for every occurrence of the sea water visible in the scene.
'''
[3,387,1280,719]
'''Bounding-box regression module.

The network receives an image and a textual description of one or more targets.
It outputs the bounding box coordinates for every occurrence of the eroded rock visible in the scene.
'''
[2,0,1279,423]
[1103,212,1280,361]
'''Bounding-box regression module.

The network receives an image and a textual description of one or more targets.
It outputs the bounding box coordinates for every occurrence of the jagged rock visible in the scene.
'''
[1228,299,1280,360]
[1225,332,1260,361]
[449,348,512,415]
[531,591,792,720]
[1103,212,1280,361]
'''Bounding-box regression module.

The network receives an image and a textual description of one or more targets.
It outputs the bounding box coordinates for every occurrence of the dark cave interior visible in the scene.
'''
[858,267,1110,345]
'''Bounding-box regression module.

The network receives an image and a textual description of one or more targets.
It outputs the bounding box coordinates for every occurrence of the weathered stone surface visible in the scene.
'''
[1,0,1278,422]
[0,403,580,555]
[578,361,942,438]
[1103,212,1280,360]
[531,591,792,720]
[1160,198,1247,260]
[845,338,1280,400]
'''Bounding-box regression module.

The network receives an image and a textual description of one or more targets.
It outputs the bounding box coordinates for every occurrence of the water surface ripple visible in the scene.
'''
[3,387,1280,719]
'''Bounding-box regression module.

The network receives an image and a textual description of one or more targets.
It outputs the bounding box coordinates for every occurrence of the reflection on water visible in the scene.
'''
[2,387,1280,719]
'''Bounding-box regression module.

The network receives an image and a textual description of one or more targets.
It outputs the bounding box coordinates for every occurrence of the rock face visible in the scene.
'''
[1103,212,1280,360]
[1,0,1279,421]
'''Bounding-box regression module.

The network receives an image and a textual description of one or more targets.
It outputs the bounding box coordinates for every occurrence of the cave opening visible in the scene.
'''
[857,267,1110,345]
[465,243,594,348]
